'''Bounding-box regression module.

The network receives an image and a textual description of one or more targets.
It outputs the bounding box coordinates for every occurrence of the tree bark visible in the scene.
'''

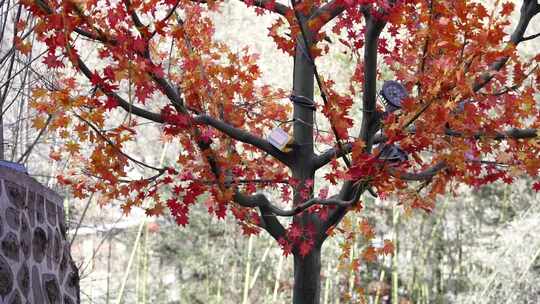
[293,246,322,304]
[291,11,321,303]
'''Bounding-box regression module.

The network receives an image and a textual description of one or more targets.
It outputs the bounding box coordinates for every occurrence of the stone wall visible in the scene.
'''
[0,166,79,303]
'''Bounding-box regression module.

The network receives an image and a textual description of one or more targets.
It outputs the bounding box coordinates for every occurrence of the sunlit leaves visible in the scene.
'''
[20,0,297,234]
[65,141,81,154]
[31,116,48,130]
[380,239,395,256]
[321,80,354,139]
[268,18,295,56]
[14,36,32,55]
[500,2,515,17]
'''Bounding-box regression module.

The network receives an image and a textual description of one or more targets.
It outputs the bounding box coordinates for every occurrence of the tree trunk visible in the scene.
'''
[293,246,322,304]
[290,9,320,304]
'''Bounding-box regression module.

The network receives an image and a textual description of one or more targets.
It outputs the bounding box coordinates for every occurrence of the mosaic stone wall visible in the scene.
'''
[0,166,79,303]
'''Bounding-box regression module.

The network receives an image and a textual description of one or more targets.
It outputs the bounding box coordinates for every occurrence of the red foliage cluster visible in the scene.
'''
[20,0,540,263]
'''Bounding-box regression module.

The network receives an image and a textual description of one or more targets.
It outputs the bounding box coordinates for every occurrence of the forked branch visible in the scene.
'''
[387,161,447,181]
[473,0,540,92]
[234,191,356,217]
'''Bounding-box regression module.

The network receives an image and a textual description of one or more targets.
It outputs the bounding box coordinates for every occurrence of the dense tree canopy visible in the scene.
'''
[19,0,540,301]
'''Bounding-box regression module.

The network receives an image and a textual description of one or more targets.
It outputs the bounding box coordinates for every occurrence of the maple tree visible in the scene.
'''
[20,0,540,302]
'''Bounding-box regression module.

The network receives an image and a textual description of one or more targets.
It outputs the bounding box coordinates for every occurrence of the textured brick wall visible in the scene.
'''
[0,166,79,303]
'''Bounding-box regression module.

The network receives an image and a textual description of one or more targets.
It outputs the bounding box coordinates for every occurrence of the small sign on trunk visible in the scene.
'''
[268,127,292,151]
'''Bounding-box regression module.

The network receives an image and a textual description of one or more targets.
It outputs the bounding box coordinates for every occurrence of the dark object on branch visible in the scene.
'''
[380,81,407,112]
[379,144,408,163]
[377,80,409,164]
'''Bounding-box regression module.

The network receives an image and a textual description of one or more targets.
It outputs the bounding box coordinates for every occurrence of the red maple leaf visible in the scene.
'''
[103,66,116,81]
[145,202,165,216]
[175,213,189,226]
[132,37,146,53]
[278,237,292,257]
[43,53,64,68]
[90,72,103,86]
[501,2,514,16]
[288,223,302,241]
[318,207,329,221]
[264,0,275,11]
[533,182,540,192]
[103,96,119,110]
[215,204,227,219]
[299,240,313,257]
[363,246,377,262]
[20,0,540,293]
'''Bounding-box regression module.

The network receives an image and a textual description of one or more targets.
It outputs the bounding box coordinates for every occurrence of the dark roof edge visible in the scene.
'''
[0,166,64,204]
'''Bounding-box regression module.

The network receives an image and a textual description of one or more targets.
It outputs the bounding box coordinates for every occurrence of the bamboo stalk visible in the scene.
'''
[242,235,253,304]
[424,283,429,304]
[323,261,331,304]
[477,203,537,302]
[142,222,149,304]
[348,240,355,296]
[216,279,222,303]
[216,250,226,302]
[250,241,273,289]
[414,202,449,303]
[272,251,284,302]
[231,260,237,296]
[106,237,112,304]
[392,205,399,304]
[136,228,141,302]
[503,243,540,304]
[115,219,146,304]
[70,193,95,248]
[374,269,386,304]
[335,275,340,304]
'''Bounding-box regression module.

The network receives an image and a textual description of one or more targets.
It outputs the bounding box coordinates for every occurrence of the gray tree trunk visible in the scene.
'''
[290,12,323,303]
[293,246,322,304]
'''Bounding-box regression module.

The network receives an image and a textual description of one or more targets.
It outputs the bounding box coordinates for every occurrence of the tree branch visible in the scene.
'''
[359,14,386,153]
[75,56,165,123]
[193,115,291,165]
[334,10,386,220]
[234,191,354,217]
[73,113,166,172]
[77,45,291,166]
[310,0,347,26]
[122,0,187,112]
[320,160,446,241]
[316,127,538,169]
[473,0,540,92]
[521,32,540,42]
[313,142,353,169]
[122,0,146,31]
[18,115,52,163]
[257,205,287,241]
[242,0,290,16]
[445,128,538,140]
[387,161,447,181]
[150,0,182,38]
[319,181,367,243]
[291,0,351,168]
[74,2,290,169]
[192,0,289,16]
